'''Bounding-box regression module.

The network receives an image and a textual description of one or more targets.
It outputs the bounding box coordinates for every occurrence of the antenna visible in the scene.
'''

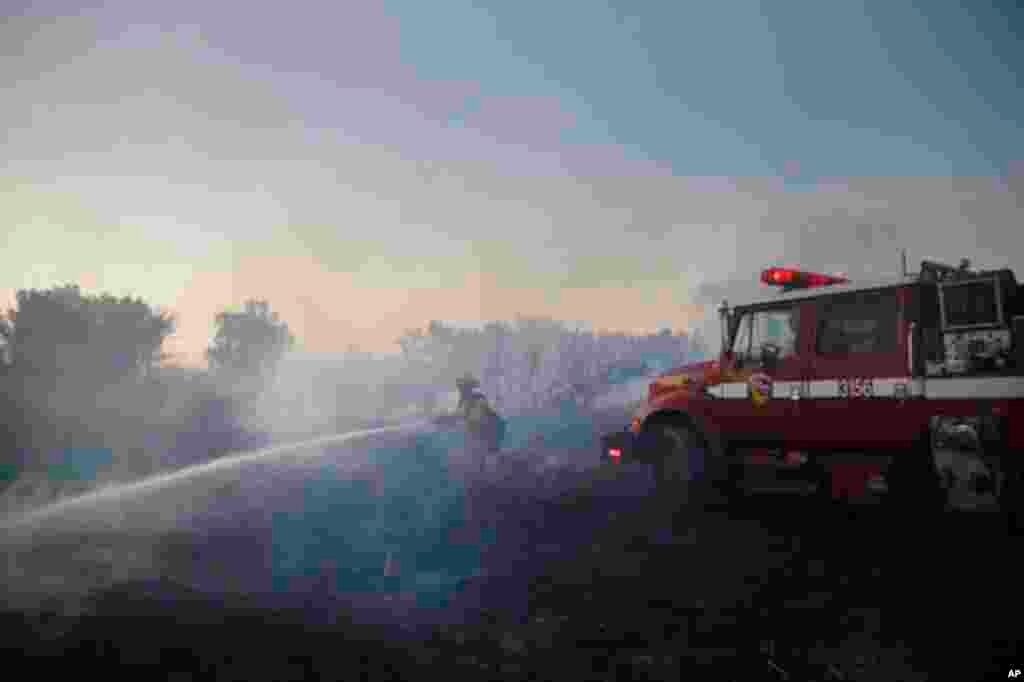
[901,248,908,278]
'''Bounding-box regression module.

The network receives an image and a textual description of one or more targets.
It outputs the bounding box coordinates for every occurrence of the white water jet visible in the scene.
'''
[0,419,430,533]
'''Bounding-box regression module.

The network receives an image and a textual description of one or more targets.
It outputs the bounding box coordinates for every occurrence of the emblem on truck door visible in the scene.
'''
[748,372,773,406]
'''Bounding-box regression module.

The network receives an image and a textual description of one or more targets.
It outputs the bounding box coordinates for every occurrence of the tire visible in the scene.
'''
[889,428,1024,538]
[648,423,743,510]
[648,424,699,512]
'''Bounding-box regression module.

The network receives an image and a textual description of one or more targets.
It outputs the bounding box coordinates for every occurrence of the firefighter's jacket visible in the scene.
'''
[461,396,506,450]
[463,396,498,428]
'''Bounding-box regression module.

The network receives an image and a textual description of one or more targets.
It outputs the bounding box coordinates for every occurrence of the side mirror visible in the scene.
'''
[759,343,781,371]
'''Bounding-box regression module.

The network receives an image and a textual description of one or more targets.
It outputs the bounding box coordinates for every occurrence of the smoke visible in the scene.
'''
[591,375,652,410]
[231,319,700,446]
[228,350,443,443]
[1,317,702,523]
[0,317,709,637]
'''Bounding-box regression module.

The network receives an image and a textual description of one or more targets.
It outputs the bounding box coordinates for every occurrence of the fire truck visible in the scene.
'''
[600,257,1024,530]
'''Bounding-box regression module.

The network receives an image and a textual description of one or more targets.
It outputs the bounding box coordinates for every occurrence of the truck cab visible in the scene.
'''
[602,259,1024,525]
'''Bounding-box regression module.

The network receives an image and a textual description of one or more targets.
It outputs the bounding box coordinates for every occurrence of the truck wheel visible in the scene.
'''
[649,424,696,503]
[909,420,1021,533]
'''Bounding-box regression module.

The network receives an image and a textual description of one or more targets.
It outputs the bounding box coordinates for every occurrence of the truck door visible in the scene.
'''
[804,286,917,450]
[716,302,808,448]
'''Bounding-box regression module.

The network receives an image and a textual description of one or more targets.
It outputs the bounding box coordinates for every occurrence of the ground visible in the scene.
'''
[1,409,1020,680]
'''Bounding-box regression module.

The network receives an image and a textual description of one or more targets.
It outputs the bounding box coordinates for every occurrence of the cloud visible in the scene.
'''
[3,7,1022,368]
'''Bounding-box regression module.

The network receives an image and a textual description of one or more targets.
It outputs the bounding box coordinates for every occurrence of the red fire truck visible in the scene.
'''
[601,258,1024,529]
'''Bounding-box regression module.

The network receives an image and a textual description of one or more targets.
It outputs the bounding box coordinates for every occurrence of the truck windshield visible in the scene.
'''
[732,307,800,361]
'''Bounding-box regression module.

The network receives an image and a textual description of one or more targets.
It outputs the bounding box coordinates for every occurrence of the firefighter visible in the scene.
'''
[465,390,505,450]
[451,377,504,534]
[456,379,506,479]
[455,372,481,414]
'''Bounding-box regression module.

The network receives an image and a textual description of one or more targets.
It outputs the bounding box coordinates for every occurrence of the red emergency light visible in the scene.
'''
[761,267,848,290]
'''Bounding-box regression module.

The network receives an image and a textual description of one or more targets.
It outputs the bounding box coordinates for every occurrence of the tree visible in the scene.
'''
[0,284,174,382]
[0,285,176,478]
[88,293,177,379]
[206,299,295,383]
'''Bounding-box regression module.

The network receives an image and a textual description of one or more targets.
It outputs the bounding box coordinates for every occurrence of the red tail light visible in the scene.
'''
[608,448,622,459]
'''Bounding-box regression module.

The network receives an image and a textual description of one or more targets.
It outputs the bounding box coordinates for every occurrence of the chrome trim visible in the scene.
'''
[907,321,916,376]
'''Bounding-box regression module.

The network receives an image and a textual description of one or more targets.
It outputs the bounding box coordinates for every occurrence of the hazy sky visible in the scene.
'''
[2,1,1021,365]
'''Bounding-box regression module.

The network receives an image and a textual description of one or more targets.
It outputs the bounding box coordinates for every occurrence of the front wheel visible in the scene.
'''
[647,424,701,508]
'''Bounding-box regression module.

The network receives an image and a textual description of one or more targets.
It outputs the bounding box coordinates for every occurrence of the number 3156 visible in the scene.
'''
[839,377,874,398]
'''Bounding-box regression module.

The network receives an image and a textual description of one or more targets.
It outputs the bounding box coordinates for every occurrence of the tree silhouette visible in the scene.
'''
[0,284,174,382]
[0,285,176,479]
[89,293,177,379]
[206,300,295,383]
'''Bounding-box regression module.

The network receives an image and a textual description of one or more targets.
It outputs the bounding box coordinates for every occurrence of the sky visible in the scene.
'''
[2,0,1022,366]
